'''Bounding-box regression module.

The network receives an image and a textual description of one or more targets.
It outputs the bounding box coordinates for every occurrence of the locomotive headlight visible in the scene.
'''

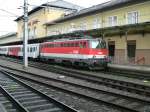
[104,56,107,58]
[98,52,102,54]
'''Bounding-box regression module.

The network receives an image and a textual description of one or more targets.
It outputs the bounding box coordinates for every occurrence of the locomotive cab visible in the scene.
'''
[88,39,108,68]
[90,39,106,49]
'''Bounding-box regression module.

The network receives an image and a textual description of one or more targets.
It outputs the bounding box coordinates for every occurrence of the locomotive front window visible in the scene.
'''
[90,40,106,49]
[101,40,106,49]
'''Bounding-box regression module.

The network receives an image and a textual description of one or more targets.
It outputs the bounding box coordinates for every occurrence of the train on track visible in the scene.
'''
[0,38,109,69]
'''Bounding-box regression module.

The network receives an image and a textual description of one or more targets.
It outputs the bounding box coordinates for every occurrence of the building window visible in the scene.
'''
[80,22,87,30]
[70,23,76,32]
[108,16,117,27]
[127,11,138,24]
[33,27,37,38]
[28,28,30,38]
[93,18,100,29]
[21,26,24,39]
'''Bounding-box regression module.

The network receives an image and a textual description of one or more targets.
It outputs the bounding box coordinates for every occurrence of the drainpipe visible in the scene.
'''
[124,31,128,63]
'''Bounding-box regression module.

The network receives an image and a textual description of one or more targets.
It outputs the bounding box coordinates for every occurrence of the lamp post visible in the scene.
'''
[23,0,28,68]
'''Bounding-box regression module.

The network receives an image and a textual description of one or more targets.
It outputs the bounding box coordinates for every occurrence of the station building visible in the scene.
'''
[15,0,83,39]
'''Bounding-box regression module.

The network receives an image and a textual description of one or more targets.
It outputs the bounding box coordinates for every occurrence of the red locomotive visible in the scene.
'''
[40,38,108,69]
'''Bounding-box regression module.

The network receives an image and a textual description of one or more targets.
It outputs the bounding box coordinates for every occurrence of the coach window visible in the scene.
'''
[61,43,63,47]
[57,43,59,47]
[45,44,47,48]
[32,47,34,52]
[48,44,50,48]
[33,47,35,52]
[75,42,78,47]
[83,42,86,48]
[79,42,83,48]
[50,44,52,48]
[64,43,66,47]
[71,43,74,47]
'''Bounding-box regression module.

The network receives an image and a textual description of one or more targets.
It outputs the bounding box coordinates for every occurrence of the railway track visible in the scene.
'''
[1,68,150,112]
[1,57,150,111]
[103,69,150,81]
[30,62,150,96]
[0,69,78,112]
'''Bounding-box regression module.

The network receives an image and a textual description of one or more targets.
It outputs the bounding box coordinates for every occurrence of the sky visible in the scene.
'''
[0,0,109,36]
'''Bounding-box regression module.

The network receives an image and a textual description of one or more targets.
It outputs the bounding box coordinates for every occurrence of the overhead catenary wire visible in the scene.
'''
[0,9,19,17]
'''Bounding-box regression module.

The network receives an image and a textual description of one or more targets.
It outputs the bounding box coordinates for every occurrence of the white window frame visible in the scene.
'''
[80,21,87,31]
[127,11,139,24]
[93,17,101,29]
[108,16,118,27]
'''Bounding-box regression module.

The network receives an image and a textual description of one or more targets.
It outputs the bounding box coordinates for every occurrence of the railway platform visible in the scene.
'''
[0,58,150,87]
[108,63,150,73]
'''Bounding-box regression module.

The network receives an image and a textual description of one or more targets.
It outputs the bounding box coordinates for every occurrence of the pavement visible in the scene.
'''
[0,58,150,87]
[108,63,150,73]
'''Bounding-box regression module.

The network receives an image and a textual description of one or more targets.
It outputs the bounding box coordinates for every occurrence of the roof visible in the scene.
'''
[15,0,83,21]
[47,0,83,11]
[0,32,17,39]
[45,0,149,25]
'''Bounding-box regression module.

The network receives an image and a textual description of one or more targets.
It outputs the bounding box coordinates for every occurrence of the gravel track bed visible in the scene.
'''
[16,76,121,112]
[1,57,150,112]
[0,93,20,112]
[5,69,150,112]
[5,68,150,102]
[0,70,80,112]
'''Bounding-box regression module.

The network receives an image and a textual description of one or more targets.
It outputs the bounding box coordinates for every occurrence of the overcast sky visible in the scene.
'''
[0,0,109,36]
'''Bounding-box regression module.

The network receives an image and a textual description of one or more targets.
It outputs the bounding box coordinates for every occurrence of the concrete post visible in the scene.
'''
[23,0,28,68]
[125,31,128,63]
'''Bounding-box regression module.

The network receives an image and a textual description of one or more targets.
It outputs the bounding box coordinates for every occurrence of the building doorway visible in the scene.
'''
[127,40,136,58]
[108,41,115,57]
